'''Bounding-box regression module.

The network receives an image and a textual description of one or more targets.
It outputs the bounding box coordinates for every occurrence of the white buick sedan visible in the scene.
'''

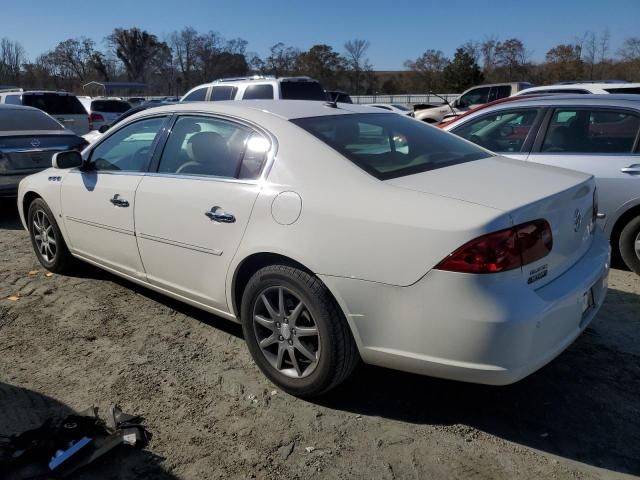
[17,100,610,397]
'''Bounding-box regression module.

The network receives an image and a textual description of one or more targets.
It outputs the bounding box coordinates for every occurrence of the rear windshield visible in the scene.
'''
[604,87,640,94]
[22,93,87,115]
[91,100,131,113]
[280,81,326,101]
[292,113,490,180]
[0,109,64,131]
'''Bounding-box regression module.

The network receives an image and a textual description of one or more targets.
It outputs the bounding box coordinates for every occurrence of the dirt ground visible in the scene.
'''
[0,198,639,480]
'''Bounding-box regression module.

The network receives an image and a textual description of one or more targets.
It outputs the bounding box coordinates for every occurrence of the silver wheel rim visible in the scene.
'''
[32,209,57,263]
[252,286,321,379]
[635,231,640,260]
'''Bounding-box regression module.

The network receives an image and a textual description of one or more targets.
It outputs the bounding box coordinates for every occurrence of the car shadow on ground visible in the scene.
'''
[2,201,638,475]
[0,199,24,231]
[318,291,640,476]
[0,382,176,479]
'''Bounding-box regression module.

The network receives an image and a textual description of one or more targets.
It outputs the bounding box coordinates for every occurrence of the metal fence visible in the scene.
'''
[351,94,458,106]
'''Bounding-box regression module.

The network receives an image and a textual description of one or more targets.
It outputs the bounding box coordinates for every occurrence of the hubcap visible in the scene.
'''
[635,232,640,260]
[252,286,321,378]
[32,209,57,263]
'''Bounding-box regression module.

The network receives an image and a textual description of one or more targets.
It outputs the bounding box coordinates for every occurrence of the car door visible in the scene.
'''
[134,114,271,313]
[60,115,168,278]
[527,107,640,225]
[448,107,544,161]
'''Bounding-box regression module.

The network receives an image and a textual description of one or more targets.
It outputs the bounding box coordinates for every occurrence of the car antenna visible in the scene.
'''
[428,91,456,117]
[325,92,340,109]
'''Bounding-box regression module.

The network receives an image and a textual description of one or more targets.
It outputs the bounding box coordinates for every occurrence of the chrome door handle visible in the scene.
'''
[205,206,235,223]
[621,164,640,174]
[109,194,129,207]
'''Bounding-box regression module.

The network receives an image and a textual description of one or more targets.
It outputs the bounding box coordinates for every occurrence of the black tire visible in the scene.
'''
[619,215,640,275]
[27,198,75,274]
[241,265,359,397]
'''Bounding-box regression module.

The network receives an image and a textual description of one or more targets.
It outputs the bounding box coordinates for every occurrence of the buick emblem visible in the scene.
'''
[573,209,582,232]
[30,138,40,148]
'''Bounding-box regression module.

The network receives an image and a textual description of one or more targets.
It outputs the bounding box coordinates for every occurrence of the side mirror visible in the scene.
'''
[98,124,110,133]
[52,150,83,169]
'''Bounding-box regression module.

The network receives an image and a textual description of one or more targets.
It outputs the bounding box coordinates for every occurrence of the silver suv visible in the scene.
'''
[0,89,89,135]
[442,94,640,274]
[181,76,326,103]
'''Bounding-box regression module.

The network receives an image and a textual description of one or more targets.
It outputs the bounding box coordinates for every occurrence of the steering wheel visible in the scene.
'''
[175,161,202,174]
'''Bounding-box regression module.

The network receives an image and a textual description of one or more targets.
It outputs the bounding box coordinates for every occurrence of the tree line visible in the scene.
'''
[0,27,639,96]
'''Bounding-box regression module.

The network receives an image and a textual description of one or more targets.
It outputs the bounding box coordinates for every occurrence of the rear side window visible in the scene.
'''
[542,108,640,154]
[22,93,86,115]
[604,87,640,94]
[157,115,269,179]
[182,87,208,102]
[0,109,64,131]
[451,108,540,153]
[5,94,21,105]
[211,86,237,101]
[242,84,274,100]
[280,81,326,100]
[91,100,131,113]
[488,85,512,102]
[292,113,490,180]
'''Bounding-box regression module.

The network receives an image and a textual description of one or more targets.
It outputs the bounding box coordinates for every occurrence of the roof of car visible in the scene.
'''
[131,100,393,121]
[499,93,640,107]
[517,83,640,94]
[0,104,42,112]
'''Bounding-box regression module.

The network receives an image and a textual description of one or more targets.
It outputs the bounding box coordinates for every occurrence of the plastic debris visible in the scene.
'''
[304,446,315,453]
[7,295,19,301]
[45,273,54,277]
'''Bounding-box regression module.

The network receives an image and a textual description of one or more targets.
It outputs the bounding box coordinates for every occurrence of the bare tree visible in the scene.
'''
[265,42,300,77]
[107,28,168,82]
[404,49,449,91]
[494,38,529,80]
[618,37,640,61]
[480,35,499,73]
[49,37,96,82]
[171,27,200,89]
[0,38,26,85]
[344,39,371,95]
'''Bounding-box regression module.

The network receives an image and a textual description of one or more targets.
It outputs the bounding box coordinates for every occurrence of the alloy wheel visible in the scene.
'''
[32,209,57,263]
[252,286,321,378]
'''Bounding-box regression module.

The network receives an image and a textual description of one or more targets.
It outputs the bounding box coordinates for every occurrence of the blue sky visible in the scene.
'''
[5,0,639,69]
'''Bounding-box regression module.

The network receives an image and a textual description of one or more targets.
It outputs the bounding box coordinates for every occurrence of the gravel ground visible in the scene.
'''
[1,199,639,479]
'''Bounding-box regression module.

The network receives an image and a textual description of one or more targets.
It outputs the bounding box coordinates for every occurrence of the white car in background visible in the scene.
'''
[79,97,131,130]
[366,103,415,117]
[17,101,609,397]
[0,89,89,135]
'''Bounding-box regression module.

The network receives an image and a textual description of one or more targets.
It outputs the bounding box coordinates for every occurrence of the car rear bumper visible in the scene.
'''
[320,229,611,385]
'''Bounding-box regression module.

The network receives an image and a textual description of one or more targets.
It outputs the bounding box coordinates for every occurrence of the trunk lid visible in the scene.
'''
[387,156,596,286]
[0,132,85,174]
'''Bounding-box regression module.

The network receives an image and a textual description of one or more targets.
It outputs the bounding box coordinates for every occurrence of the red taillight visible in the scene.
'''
[88,113,104,130]
[435,220,553,274]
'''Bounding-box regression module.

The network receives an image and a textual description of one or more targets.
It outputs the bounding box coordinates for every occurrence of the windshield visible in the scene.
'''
[0,109,64,131]
[292,113,491,180]
[280,81,326,100]
[22,93,87,115]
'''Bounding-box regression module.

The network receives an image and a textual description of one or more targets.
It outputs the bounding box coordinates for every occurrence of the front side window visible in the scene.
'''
[292,113,490,180]
[89,116,166,172]
[182,87,208,102]
[157,116,269,179]
[242,84,274,100]
[542,108,640,153]
[451,108,540,153]
[458,87,491,108]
